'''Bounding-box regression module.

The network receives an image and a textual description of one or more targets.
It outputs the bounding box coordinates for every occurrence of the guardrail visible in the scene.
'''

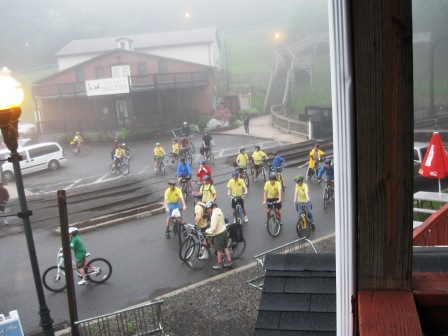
[271,104,310,138]
[75,300,165,335]
[247,238,317,290]
[413,203,448,246]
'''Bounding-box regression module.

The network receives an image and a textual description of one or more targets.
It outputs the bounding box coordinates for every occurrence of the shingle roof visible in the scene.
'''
[56,27,219,56]
[255,253,336,335]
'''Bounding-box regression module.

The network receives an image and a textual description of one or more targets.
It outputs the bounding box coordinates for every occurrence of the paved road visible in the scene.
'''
[0,134,336,334]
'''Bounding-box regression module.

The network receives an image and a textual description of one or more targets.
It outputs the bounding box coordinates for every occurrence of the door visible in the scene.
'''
[116,100,129,125]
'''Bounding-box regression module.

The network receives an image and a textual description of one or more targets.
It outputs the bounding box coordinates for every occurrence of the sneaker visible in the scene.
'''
[78,279,88,285]
[233,218,237,224]
[311,223,316,231]
[223,261,233,268]
[253,178,257,182]
[213,264,222,270]
[166,231,170,239]
[199,250,209,260]
[244,216,249,223]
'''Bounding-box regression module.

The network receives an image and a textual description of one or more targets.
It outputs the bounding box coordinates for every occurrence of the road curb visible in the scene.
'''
[53,202,166,235]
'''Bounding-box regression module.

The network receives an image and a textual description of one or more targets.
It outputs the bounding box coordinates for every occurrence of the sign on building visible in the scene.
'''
[86,77,130,96]
[0,311,24,336]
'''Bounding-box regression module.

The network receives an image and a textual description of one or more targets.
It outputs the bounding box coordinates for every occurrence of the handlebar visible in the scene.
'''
[228,194,245,200]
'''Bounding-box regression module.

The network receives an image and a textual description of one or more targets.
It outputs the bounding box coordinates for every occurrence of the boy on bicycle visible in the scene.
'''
[307,143,325,180]
[204,201,232,270]
[200,131,215,158]
[293,175,315,229]
[113,143,126,169]
[171,139,180,164]
[72,131,84,153]
[263,173,282,224]
[154,142,165,172]
[317,159,335,184]
[199,175,216,203]
[176,158,194,192]
[227,171,248,223]
[68,227,88,285]
[235,148,249,178]
[271,151,286,171]
[164,180,187,239]
[252,145,268,181]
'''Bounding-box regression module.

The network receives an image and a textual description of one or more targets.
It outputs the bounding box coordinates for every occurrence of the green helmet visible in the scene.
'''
[295,175,304,182]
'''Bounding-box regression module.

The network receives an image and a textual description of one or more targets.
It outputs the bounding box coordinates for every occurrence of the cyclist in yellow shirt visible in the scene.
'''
[293,175,315,229]
[235,147,249,178]
[72,131,84,152]
[251,145,268,181]
[164,180,187,239]
[307,143,325,180]
[227,171,248,223]
[154,142,166,172]
[199,175,217,203]
[263,173,283,224]
[113,143,127,169]
[171,139,180,164]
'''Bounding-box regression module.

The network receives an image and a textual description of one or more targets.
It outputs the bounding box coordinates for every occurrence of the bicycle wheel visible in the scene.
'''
[182,185,188,201]
[86,258,112,284]
[236,206,243,225]
[243,172,250,187]
[179,236,196,261]
[184,244,210,270]
[296,216,311,238]
[227,236,246,259]
[42,266,67,292]
[163,155,172,167]
[110,163,118,175]
[70,148,79,156]
[82,146,91,155]
[161,164,166,176]
[189,142,195,153]
[262,167,267,182]
[250,166,255,180]
[279,174,285,191]
[209,151,215,165]
[186,152,192,164]
[323,188,328,209]
[266,215,281,237]
[174,221,182,246]
[121,163,130,176]
[125,149,132,160]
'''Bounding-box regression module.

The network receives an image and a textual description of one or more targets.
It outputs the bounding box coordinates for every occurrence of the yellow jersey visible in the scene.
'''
[172,143,180,154]
[295,183,309,203]
[165,187,183,204]
[264,181,281,199]
[236,153,249,167]
[194,202,208,229]
[199,184,216,203]
[227,178,246,196]
[154,146,165,157]
[114,148,126,159]
[252,150,267,165]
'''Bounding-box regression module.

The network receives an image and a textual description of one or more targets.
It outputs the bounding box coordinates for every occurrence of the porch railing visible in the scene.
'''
[413,203,448,246]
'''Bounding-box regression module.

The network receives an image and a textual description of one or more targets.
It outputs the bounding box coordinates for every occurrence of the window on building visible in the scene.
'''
[75,67,84,82]
[111,65,131,78]
[95,66,105,79]
[137,62,147,75]
[120,41,126,49]
[158,60,168,74]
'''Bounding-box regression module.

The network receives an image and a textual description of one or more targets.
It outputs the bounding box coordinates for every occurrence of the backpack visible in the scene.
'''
[227,223,244,242]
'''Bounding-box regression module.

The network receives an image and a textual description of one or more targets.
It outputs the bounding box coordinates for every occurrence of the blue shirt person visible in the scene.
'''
[176,158,194,192]
[317,159,334,181]
[271,152,286,170]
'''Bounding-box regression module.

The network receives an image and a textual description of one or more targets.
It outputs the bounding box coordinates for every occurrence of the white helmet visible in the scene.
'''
[172,208,182,218]
[68,227,78,234]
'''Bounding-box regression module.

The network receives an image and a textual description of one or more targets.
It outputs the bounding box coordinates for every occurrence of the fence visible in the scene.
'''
[247,238,317,290]
[413,203,448,246]
[75,300,165,335]
[271,104,310,138]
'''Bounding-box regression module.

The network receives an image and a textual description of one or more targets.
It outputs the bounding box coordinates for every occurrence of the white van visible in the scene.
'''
[1,142,66,182]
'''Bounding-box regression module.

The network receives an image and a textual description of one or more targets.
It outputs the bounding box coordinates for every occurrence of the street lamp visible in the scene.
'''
[0,67,55,335]
[429,36,448,128]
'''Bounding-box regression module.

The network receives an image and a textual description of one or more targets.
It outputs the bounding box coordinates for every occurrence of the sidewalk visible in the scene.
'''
[4,183,33,201]
[217,114,308,143]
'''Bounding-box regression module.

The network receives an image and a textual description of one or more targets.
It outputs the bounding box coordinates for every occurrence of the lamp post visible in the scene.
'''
[0,67,54,335]
[429,36,448,128]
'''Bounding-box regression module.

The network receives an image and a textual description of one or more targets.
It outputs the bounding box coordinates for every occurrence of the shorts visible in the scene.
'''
[211,230,228,251]
[237,167,246,174]
[267,198,282,210]
[179,175,191,181]
[253,163,261,170]
[167,202,181,217]
[113,156,122,163]
[76,258,86,269]
[231,197,244,209]
[154,156,163,161]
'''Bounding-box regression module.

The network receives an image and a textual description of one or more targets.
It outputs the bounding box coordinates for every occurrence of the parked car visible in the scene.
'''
[18,123,38,137]
[1,142,66,182]
[414,142,428,179]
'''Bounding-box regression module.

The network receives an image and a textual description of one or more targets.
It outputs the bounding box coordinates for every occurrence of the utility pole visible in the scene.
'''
[225,41,230,93]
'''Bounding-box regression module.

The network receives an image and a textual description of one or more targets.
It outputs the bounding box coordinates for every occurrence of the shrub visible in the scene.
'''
[118,128,131,141]
[233,119,243,127]
[198,115,213,131]
[240,107,258,116]
[213,108,232,123]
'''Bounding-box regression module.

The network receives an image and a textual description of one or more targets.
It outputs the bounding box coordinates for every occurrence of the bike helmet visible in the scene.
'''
[68,227,78,234]
[203,175,210,181]
[168,180,176,185]
[183,122,188,125]
[76,131,80,135]
[205,201,215,209]
[325,159,332,165]
[255,145,260,150]
[273,151,278,156]
[156,142,160,146]
[122,143,126,147]
[240,147,245,153]
[295,175,304,182]
[269,173,277,180]
[199,160,205,165]
[232,171,239,178]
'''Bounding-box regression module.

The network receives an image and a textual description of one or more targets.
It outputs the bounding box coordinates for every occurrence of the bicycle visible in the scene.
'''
[110,156,130,175]
[202,145,215,165]
[266,201,282,237]
[163,154,174,167]
[178,147,193,165]
[321,179,334,210]
[70,142,91,156]
[179,176,191,200]
[251,160,267,182]
[308,157,325,181]
[268,163,286,191]
[154,156,166,175]
[169,208,186,246]
[42,249,112,293]
[295,202,315,238]
[180,223,246,270]
[236,166,250,187]
[229,195,244,225]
